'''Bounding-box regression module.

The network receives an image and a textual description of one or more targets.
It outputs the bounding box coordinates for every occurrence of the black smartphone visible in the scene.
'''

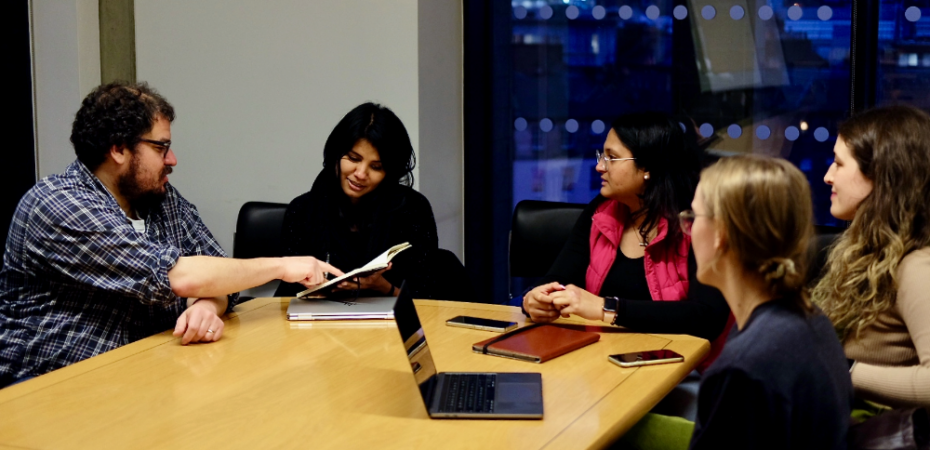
[608,349,684,368]
[445,315,518,332]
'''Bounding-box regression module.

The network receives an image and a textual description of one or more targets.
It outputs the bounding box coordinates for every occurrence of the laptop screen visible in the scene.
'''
[393,284,438,407]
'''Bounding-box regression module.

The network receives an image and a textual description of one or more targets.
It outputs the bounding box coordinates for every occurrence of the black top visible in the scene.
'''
[540,197,729,340]
[609,250,651,301]
[275,167,438,297]
[689,299,853,450]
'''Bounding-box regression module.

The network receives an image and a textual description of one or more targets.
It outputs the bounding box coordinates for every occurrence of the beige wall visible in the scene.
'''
[33,0,100,178]
[134,0,420,256]
[418,0,464,259]
[32,1,464,290]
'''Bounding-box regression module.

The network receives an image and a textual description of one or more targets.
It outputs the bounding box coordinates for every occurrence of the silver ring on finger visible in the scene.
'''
[206,329,215,334]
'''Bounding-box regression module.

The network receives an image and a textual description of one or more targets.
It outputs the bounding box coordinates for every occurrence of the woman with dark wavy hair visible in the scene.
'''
[275,102,438,297]
[812,105,930,447]
[523,112,731,371]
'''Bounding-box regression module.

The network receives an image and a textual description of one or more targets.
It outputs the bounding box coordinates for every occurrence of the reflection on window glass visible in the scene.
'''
[876,0,930,112]
[509,0,851,227]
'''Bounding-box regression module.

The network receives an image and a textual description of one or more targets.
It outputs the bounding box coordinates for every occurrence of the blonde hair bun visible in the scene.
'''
[700,155,814,309]
[759,258,797,281]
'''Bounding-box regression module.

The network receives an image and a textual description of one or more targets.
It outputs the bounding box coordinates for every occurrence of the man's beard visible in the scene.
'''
[117,156,172,214]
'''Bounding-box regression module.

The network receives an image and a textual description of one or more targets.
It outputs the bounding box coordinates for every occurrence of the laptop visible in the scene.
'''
[286,296,397,321]
[392,285,544,419]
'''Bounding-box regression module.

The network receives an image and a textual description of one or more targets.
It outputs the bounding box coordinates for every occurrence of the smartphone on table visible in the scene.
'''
[445,315,518,333]
[608,349,684,368]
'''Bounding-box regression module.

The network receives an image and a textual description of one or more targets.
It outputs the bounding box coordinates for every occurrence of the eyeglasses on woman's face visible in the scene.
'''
[595,150,636,166]
[678,209,712,235]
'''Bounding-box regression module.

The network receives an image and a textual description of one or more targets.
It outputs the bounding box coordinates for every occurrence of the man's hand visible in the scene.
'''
[174,297,226,345]
[549,284,605,321]
[280,257,344,288]
[332,263,394,294]
[523,282,566,323]
[170,255,348,299]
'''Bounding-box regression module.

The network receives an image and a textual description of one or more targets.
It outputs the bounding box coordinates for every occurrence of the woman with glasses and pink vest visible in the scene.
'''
[522,112,733,374]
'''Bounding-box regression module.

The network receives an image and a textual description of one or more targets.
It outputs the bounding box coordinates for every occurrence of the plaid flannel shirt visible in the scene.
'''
[0,160,238,385]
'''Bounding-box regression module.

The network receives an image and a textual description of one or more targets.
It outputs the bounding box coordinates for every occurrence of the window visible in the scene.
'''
[466,0,896,301]
[876,0,930,108]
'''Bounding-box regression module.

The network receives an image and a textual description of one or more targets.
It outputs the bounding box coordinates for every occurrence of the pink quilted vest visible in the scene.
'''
[584,199,732,372]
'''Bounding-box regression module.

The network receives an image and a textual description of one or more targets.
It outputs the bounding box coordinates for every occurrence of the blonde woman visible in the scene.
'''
[682,156,851,449]
[813,105,930,446]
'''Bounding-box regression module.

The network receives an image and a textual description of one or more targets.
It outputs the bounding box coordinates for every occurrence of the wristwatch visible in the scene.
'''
[603,296,620,325]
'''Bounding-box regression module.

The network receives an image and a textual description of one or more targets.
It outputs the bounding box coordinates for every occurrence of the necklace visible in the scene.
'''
[625,212,654,248]
[638,228,658,247]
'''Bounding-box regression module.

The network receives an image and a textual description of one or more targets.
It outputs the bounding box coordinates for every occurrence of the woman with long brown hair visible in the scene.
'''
[812,105,930,445]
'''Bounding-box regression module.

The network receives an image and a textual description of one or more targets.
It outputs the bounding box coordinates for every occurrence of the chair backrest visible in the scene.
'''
[509,200,587,278]
[233,201,288,259]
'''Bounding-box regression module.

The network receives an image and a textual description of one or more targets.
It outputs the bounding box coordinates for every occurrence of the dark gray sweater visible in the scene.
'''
[689,299,853,450]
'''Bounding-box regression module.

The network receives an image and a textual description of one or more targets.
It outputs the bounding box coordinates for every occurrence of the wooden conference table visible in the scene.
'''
[0,298,708,450]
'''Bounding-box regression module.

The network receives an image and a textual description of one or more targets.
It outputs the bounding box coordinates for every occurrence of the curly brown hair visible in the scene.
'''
[70,81,175,170]
[812,105,930,339]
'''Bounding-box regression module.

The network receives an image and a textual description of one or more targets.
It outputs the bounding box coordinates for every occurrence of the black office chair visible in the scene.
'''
[232,202,477,303]
[509,200,586,301]
[233,201,288,259]
[233,202,288,302]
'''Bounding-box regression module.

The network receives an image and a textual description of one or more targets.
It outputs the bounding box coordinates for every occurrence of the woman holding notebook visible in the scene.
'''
[275,103,438,298]
[522,112,731,371]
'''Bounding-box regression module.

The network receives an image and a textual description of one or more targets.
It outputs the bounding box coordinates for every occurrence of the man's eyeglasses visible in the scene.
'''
[678,209,712,235]
[595,150,635,165]
[140,139,172,153]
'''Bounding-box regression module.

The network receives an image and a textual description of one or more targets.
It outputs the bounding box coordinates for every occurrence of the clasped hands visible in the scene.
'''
[522,282,606,323]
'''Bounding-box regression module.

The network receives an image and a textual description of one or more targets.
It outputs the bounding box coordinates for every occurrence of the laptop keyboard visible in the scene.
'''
[437,374,497,414]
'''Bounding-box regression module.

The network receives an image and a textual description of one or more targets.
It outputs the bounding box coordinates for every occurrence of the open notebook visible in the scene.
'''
[297,242,411,298]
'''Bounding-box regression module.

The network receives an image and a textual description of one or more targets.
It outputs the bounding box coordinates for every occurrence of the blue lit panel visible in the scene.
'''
[508,0,851,226]
[876,0,930,110]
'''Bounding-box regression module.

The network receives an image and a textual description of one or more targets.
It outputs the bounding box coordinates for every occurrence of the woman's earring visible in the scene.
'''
[644,175,650,180]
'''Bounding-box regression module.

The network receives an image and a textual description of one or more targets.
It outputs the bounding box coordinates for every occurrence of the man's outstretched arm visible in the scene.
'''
[168,255,343,299]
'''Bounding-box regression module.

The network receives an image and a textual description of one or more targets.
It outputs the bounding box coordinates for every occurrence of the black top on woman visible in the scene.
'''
[275,103,438,297]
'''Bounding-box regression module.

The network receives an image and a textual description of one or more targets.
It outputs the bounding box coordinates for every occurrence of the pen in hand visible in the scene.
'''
[322,252,330,281]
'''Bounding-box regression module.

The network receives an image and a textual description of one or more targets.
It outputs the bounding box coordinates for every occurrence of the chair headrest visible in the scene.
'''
[233,201,288,259]
[510,200,586,278]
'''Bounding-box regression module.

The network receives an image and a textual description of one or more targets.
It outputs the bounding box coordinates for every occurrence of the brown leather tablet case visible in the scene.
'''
[472,324,600,363]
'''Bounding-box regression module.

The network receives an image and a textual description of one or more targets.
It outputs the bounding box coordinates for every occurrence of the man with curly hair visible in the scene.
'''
[0,82,340,387]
